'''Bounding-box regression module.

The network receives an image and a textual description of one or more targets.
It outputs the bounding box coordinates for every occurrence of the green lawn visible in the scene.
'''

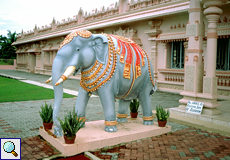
[0,76,75,102]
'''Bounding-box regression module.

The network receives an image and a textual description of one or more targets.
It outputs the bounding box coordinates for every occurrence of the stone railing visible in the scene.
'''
[43,64,52,70]
[159,69,230,86]
[129,0,172,11]
[158,69,184,82]
[16,0,176,40]
[16,63,28,68]
[216,71,230,87]
[85,3,119,22]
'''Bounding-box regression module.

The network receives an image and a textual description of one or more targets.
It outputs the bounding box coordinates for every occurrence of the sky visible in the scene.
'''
[0,0,119,37]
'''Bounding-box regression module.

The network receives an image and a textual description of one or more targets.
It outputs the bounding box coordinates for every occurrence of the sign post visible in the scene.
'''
[186,101,204,115]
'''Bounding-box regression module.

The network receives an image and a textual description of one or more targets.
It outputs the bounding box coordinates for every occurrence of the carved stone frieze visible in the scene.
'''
[148,20,163,29]
[217,90,230,97]
[207,32,218,39]
[196,67,204,92]
[186,24,204,37]
[186,24,196,36]
[203,77,211,94]
[158,83,184,91]
[111,27,142,46]
[188,8,202,13]
[203,77,218,95]
[145,29,162,37]
[187,49,203,53]
[184,66,195,92]
[193,55,199,62]
[111,27,136,37]
[185,56,189,62]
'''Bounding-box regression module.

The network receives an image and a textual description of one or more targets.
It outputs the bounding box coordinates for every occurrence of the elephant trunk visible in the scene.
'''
[52,56,66,137]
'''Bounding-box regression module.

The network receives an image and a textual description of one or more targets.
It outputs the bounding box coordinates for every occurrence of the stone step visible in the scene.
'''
[168,107,230,136]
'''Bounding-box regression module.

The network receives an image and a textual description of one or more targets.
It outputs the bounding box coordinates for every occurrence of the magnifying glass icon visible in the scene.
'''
[3,141,18,157]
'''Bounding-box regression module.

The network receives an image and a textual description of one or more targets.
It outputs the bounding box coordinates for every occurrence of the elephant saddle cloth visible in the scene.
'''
[110,35,146,80]
[80,33,152,93]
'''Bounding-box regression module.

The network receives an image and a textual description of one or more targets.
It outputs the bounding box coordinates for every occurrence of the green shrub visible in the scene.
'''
[129,99,139,113]
[156,105,170,121]
[0,59,14,65]
[57,107,85,137]
[39,103,53,123]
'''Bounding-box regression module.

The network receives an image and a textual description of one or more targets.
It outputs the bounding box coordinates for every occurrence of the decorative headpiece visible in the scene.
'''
[59,30,92,50]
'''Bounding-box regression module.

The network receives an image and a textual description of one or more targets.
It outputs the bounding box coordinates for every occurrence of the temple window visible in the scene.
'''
[216,37,230,71]
[171,41,185,69]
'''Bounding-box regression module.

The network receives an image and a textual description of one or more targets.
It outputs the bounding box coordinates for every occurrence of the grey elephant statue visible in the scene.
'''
[46,30,155,137]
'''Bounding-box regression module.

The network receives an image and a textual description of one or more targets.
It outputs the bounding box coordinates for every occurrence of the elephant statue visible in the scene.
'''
[46,30,155,137]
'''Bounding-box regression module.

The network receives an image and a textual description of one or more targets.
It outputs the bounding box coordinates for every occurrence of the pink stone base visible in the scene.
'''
[39,118,171,156]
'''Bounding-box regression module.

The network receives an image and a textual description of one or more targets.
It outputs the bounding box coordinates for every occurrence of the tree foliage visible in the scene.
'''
[0,30,17,59]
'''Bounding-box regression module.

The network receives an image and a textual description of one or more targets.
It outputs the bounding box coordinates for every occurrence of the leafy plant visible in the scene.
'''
[57,107,85,138]
[39,103,53,123]
[129,99,139,113]
[156,105,170,121]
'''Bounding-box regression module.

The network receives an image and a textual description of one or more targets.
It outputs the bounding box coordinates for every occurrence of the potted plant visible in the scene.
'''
[39,103,53,130]
[129,99,139,118]
[156,105,170,127]
[57,108,85,144]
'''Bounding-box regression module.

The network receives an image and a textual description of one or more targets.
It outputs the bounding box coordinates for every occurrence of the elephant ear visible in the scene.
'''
[92,34,108,65]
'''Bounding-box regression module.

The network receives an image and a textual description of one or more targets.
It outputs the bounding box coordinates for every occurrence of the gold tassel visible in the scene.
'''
[120,54,124,63]
[123,63,131,79]
[135,65,141,79]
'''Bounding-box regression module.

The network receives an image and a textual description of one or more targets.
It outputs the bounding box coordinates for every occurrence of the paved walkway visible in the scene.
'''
[92,127,230,160]
[0,70,230,160]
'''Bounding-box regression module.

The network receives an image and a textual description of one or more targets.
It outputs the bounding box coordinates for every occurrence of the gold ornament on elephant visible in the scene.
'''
[77,30,92,38]
[59,30,92,50]
[80,33,117,92]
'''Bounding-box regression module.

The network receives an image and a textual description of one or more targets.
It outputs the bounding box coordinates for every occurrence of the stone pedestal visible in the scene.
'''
[39,118,171,156]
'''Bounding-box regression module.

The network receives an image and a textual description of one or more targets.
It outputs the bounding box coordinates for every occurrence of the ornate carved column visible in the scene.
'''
[202,0,226,109]
[180,0,205,96]
[35,52,41,73]
[145,20,162,80]
[177,0,227,116]
[178,0,206,111]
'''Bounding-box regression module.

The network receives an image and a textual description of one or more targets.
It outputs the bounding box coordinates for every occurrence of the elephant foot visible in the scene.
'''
[117,118,127,123]
[143,120,153,125]
[54,127,63,137]
[105,126,117,132]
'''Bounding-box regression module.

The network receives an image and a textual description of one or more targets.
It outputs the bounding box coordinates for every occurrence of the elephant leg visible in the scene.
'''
[75,87,90,127]
[98,88,117,132]
[139,80,154,125]
[117,99,130,123]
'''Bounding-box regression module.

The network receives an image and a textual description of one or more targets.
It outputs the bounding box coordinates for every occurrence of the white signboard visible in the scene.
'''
[186,101,203,115]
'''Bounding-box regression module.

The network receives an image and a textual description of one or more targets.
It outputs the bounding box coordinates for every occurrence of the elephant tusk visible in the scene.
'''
[45,77,52,83]
[55,66,76,86]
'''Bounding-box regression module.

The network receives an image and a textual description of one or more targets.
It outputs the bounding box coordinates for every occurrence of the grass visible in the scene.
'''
[0,76,75,102]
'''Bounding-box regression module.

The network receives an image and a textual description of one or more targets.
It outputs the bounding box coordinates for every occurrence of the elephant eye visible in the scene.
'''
[76,48,80,51]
